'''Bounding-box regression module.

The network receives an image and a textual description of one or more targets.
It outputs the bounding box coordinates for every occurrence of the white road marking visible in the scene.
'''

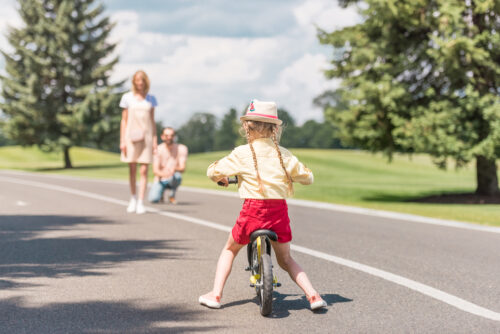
[291,245,500,321]
[0,175,499,321]
[2,169,499,234]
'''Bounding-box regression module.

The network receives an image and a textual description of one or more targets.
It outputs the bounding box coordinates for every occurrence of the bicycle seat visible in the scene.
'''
[250,229,278,242]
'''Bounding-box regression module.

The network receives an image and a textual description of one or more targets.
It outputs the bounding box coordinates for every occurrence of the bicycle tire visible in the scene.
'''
[251,240,260,295]
[259,253,273,316]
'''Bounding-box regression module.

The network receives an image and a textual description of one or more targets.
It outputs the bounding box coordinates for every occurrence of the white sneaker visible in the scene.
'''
[126,197,137,213]
[136,201,146,214]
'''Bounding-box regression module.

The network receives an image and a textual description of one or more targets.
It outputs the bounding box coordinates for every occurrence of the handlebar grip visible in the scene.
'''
[217,176,238,186]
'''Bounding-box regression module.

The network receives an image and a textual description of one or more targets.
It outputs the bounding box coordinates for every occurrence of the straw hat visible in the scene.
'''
[240,99,282,125]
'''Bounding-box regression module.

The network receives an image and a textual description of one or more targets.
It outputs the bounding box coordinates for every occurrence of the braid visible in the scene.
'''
[272,126,294,195]
[245,127,265,195]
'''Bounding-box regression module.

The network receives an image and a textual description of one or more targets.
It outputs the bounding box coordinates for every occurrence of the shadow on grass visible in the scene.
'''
[0,215,187,288]
[32,163,124,172]
[363,192,500,205]
[0,297,223,333]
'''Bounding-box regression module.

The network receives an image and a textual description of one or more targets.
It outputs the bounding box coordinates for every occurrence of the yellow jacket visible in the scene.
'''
[207,138,314,199]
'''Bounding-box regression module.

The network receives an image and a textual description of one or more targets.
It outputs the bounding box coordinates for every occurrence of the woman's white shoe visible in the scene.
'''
[136,202,146,214]
[126,198,137,213]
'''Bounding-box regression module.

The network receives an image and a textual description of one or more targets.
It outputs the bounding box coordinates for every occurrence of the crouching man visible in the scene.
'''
[148,127,188,204]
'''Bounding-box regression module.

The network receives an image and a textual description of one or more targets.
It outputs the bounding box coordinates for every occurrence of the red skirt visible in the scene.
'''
[232,199,292,245]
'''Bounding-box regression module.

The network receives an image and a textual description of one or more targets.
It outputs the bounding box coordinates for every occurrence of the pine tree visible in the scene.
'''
[0,0,123,168]
[319,0,499,195]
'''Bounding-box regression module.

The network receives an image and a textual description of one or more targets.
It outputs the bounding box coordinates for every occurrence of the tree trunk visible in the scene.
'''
[64,146,73,169]
[476,156,499,196]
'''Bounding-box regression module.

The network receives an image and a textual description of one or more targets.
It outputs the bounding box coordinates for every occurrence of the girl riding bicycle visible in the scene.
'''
[199,99,327,311]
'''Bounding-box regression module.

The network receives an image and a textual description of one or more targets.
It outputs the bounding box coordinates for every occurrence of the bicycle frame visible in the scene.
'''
[247,234,272,274]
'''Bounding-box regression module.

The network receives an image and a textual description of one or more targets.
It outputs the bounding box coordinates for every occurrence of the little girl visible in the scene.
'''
[199,99,327,311]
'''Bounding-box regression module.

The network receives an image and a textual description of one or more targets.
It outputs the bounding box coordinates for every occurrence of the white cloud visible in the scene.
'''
[260,53,340,123]
[0,0,22,70]
[294,0,360,32]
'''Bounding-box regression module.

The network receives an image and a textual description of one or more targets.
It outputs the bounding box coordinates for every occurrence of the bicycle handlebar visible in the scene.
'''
[217,176,238,186]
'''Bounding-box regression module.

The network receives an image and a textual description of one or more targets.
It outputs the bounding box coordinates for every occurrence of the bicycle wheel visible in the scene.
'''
[251,240,260,294]
[259,253,273,316]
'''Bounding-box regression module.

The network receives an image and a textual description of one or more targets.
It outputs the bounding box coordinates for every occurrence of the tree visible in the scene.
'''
[319,0,500,195]
[0,119,13,146]
[298,120,343,149]
[177,112,216,153]
[0,0,122,168]
[214,108,239,151]
[278,108,300,147]
[155,120,165,145]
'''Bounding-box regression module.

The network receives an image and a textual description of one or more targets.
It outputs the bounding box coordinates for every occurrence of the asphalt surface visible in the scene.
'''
[0,170,499,333]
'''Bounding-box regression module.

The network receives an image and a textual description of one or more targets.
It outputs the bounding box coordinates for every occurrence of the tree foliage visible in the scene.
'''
[277,108,299,147]
[177,112,217,153]
[296,120,342,149]
[319,0,500,195]
[278,109,343,149]
[0,119,13,146]
[0,0,123,167]
[214,108,239,151]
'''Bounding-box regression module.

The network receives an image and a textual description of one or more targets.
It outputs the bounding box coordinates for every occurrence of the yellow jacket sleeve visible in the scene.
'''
[288,155,314,185]
[207,149,241,182]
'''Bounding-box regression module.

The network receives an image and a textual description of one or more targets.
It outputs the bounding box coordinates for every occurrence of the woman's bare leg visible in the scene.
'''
[138,163,148,200]
[272,241,318,299]
[128,163,137,195]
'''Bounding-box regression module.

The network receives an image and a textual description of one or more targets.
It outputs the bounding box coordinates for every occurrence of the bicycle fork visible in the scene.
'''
[246,236,281,288]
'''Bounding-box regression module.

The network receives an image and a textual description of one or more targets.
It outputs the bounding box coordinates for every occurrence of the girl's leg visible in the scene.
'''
[271,241,318,299]
[138,163,148,200]
[201,234,245,302]
[128,163,137,195]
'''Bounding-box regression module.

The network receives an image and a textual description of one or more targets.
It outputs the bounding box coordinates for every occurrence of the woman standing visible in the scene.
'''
[120,70,158,214]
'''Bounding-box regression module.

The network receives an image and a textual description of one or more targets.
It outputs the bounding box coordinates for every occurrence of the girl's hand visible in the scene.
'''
[217,177,229,187]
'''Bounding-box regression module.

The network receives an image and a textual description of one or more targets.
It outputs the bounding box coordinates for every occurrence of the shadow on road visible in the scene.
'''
[270,292,352,318]
[221,292,352,318]
[0,297,223,333]
[0,215,186,288]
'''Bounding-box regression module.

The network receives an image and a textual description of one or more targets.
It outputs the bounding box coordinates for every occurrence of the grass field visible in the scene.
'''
[1,145,498,226]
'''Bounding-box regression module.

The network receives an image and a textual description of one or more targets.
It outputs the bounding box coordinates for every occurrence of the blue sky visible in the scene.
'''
[0,0,359,127]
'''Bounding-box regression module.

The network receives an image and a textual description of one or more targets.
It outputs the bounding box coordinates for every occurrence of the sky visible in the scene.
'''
[0,0,360,127]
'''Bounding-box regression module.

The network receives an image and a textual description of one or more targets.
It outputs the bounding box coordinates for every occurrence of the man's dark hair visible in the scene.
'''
[162,127,175,135]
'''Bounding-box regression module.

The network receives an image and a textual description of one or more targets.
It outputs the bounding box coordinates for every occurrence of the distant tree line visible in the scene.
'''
[175,107,344,153]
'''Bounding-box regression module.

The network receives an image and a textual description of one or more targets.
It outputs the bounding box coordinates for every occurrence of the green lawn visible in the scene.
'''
[1,145,498,226]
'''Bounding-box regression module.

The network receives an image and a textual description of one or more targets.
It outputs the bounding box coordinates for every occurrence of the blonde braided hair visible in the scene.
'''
[271,126,294,195]
[245,126,265,195]
[242,120,293,196]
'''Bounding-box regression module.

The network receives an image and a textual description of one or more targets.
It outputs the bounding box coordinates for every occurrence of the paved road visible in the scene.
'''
[0,170,499,333]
